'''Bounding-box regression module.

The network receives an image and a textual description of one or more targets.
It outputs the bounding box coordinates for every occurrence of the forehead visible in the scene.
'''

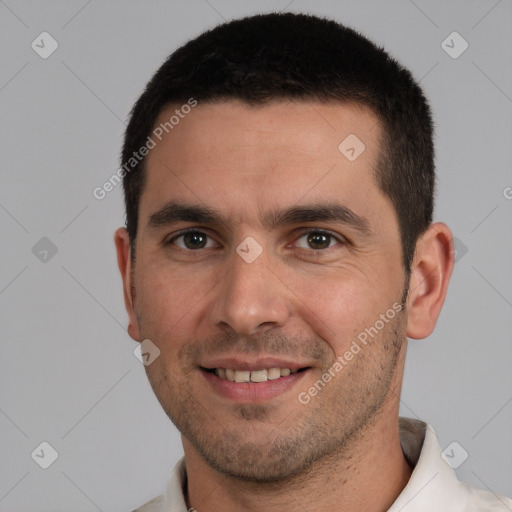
[148,99,381,163]
[141,100,389,231]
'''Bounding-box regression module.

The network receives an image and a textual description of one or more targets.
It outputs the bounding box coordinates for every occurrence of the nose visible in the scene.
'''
[208,246,291,336]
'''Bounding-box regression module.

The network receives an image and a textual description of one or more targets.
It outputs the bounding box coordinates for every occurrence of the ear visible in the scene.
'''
[406,222,455,339]
[114,227,141,342]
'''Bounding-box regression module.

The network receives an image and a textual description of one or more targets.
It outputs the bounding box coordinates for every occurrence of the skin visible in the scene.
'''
[115,100,454,512]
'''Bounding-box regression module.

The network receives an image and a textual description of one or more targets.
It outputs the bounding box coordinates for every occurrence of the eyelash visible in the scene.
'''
[166,228,346,256]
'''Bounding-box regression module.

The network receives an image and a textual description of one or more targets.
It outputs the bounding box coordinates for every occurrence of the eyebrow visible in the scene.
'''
[147,200,372,236]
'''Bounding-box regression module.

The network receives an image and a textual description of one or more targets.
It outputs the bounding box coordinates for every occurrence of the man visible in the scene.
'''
[115,12,512,511]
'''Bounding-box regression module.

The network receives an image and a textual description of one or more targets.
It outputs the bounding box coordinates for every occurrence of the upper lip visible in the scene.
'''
[200,356,311,372]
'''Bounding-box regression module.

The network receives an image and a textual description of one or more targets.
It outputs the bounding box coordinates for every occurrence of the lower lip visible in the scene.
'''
[200,368,309,403]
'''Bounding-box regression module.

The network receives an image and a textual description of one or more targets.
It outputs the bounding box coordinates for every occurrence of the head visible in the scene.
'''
[115,13,453,482]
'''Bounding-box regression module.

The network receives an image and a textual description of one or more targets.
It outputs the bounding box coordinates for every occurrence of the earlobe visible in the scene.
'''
[114,227,141,342]
[405,222,455,340]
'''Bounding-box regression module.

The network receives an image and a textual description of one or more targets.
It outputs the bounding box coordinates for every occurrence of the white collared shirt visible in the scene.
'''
[132,417,512,511]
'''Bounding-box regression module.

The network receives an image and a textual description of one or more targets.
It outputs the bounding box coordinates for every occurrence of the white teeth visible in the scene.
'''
[250,369,267,382]
[234,370,250,383]
[267,368,281,380]
[213,367,302,382]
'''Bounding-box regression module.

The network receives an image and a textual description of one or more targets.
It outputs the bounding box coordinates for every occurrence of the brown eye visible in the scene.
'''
[307,232,331,250]
[295,230,341,251]
[171,231,215,250]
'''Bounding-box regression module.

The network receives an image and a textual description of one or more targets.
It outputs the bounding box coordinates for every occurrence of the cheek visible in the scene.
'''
[289,272,394,353]
[136,273,203,389]
[135,266,209,342]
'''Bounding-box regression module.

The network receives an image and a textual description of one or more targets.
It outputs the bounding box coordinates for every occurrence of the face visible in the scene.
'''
[125,100,410,482]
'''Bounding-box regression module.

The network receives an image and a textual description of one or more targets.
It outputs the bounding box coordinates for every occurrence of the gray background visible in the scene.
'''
[1,0,511,510]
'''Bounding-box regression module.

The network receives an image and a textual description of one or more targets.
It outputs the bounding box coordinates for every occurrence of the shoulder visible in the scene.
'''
[394,418,512,511]
[131,494,165,512]
[130,456,188,512]
[459,482,512,511]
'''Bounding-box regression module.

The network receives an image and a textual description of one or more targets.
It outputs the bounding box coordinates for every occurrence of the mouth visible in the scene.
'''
[202,366,309,382]
[199,365,311,402]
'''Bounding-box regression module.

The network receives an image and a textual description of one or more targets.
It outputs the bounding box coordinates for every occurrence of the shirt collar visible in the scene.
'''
[388,417,468,511]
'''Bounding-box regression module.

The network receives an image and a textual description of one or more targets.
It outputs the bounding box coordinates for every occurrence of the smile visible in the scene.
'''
[200,366,311,402]
[208,367,306,382]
